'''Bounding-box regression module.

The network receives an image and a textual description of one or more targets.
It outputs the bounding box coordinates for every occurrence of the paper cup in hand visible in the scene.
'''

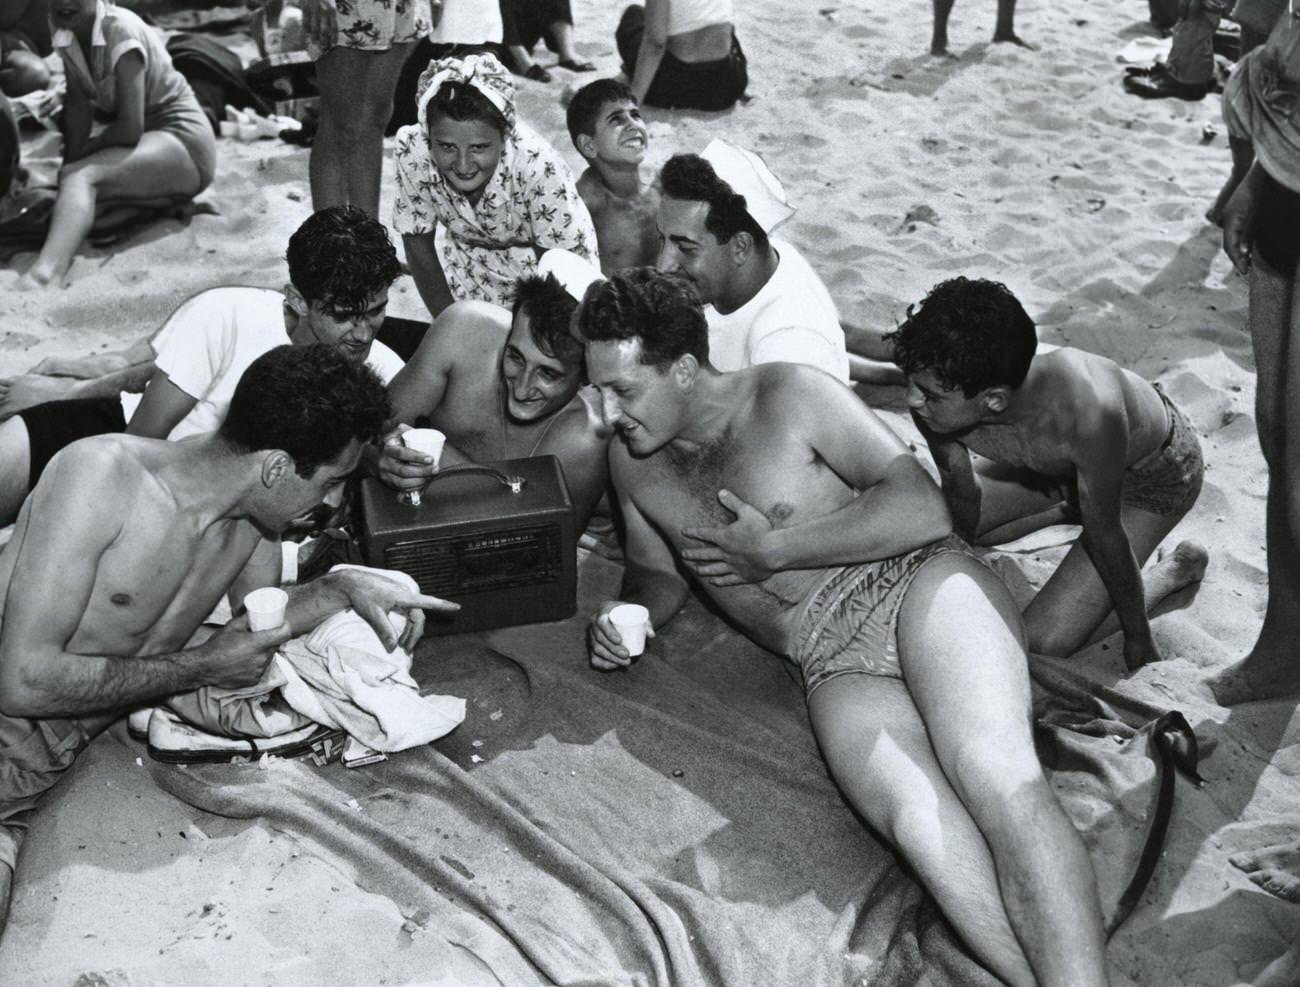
[609,603,651,657]
[402,428,445,466]
[244,587,288,631]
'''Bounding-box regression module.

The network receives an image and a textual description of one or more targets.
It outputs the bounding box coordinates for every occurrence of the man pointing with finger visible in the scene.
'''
[0,344,456,930]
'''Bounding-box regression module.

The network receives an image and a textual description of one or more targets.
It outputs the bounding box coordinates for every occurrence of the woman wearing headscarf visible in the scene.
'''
[392,51,598,316]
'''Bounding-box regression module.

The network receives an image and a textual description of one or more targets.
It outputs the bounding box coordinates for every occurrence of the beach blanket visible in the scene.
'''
[150,553,1189,986]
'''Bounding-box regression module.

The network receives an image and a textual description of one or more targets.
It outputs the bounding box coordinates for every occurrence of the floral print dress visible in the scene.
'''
[392,119,599,308]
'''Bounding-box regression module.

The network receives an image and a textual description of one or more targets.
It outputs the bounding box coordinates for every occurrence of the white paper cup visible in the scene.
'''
[402,428,446,466]
[609,603,650,657]
[244,587,288,631]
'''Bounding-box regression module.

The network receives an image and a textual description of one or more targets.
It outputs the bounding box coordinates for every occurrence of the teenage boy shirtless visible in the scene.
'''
[566,77,660,273]
[891,277,1208,668]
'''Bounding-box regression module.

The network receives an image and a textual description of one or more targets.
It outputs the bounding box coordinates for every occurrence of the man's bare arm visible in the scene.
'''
[125,373,198,438]
[0,446,278,717]
[917,414,982,541]
[1072,401,1156,665]
[682,371,951,581]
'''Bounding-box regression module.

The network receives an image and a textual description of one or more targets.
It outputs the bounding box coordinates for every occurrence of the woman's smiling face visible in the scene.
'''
[427,115,505,203]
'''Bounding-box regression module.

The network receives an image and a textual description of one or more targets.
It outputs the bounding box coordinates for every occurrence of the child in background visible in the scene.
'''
[565,77,659,273]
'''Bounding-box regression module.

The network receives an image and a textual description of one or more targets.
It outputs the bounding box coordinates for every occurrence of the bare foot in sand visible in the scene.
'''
[0,374,84,420]
[1231,842,1300,901]
[1152,540,1210,598]
[1207,650,1300,705]
[929,45,960,59]
[992,30,1036,50]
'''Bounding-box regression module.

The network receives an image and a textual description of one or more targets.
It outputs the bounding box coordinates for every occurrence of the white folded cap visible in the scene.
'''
[537,249,605,302]
[700,138,795,234]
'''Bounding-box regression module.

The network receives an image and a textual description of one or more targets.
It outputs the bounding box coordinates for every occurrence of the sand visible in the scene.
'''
[0,0,1294,983]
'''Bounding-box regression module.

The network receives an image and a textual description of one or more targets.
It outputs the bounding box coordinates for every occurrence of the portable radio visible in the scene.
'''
[357,456,577,635]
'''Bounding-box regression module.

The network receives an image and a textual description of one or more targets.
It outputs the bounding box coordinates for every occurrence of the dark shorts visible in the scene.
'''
[1253,172,1300,275]
[616,5,747,111]
[788,534,976,696]
[1122,389,1204,517]
[18,397,126,491]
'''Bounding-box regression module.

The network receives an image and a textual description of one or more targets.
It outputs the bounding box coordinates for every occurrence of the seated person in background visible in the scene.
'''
[891,277,1208,668]
[931,0,1032,58]
[393,52,598,318]
[0,343,452,930]
[0,0,51,97]
[497,0,595,83]
[18,0,217,288]
[614,0,746,110]
[655,142,856,382]
[0,205,405,525]
[581,268,1110,987]
[373,255,610,530]
[566,77,660,273]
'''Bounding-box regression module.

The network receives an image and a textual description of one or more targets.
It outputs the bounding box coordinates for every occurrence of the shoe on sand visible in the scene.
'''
[1123,71,1210,100]
[127,707,155,741]
[146,708,341,764]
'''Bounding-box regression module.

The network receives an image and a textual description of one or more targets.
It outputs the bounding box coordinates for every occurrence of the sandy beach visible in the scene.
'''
[0,0,1293,983]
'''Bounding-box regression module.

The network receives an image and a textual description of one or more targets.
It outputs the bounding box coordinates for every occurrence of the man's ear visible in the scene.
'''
[981,387,1010,415]
[729,230,754,266]
[260,449,293,489]
[284,284,308,316]
[673,353,700,389]
[575,132,596,160]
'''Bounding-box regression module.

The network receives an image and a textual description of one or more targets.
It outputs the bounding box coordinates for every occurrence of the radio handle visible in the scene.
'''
[427,463,527,494]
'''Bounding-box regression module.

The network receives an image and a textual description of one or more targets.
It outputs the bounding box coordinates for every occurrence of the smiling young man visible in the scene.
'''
[0,344,453,930]
[0,205,405,526]
[578,267,1110,987]
[374,263,610,529]
[566,77,660,273]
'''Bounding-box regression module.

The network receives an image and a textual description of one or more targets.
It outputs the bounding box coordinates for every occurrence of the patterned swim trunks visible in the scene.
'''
[313,0,432,56]
[788,534,975,697]
[1122,388,1204,518]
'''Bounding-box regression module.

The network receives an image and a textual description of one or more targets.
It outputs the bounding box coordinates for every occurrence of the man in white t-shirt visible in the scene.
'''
[0,206,405,525]
[654,141,850,383]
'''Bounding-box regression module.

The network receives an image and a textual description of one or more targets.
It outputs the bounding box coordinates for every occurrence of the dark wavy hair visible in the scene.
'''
[659,154,769,251]
[286,206,402,321]
[511,273,582,368]
[577,268,708,372]
[565,77,638,149]
[425,80,509,134]
[218,345,391,476]
[887,277,1037,397]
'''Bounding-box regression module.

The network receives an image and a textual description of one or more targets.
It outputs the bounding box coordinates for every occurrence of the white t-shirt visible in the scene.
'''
[704,239,849,384]
[120,286,404,439]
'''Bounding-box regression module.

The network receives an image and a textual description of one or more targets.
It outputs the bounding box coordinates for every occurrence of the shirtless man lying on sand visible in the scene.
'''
[373,266,610,530]
[0,344,453,928]
[890,277,1208,668]
[581,268,1110,987]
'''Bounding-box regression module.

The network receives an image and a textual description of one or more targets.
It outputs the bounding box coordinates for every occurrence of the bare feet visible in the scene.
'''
[992,31,1037,50]
[929,44,959,59]
[1155,540,1210,595]
[1207,650,1300,705]
[1230,842,1300,902]
[0,374,82,420]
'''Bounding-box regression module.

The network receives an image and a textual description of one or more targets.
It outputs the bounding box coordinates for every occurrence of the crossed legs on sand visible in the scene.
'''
[809,554,1108,987]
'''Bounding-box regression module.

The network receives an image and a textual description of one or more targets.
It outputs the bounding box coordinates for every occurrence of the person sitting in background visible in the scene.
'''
[891,277,1208,667]
[373,256,610,530]
[614,0,746,111]
[566,77,660,273]
[0,0,51,97]
[497,0,595,83]
[18,0,216,288]
[393,52,598,317]
[0,206,405,526]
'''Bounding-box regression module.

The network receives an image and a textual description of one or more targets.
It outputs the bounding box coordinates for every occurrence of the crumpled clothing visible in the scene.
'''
[165,566,465,752]
[1223,12,1300,192]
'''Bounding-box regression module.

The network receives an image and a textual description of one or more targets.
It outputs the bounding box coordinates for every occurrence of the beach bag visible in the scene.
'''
[167,34,271,134]
[245,51,319,126]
